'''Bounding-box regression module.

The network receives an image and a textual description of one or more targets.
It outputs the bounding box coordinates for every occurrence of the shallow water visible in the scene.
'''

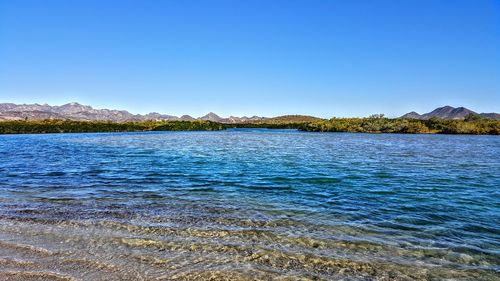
[0,129,498,280]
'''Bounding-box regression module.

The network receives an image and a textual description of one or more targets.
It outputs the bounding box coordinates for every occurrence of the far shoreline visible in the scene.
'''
[0,118,498,135]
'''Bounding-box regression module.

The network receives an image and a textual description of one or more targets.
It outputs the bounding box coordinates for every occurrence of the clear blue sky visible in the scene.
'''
[0,0,498,118]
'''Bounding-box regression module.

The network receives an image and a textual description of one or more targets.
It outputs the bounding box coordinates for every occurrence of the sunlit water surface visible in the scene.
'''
[0,129,498,280]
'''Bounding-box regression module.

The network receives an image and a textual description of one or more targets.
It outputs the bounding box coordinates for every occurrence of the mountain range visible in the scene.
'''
[0,103,498,122]
[0,102,317,123]
[400,106,500,120]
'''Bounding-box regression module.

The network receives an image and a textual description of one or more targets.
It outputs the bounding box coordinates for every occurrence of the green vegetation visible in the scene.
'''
[230,122,308,129]
[0,115,498,135]
[0,120,225,134]
[229,115,324,129]
[151,121,225,131]
[299,115,500,135]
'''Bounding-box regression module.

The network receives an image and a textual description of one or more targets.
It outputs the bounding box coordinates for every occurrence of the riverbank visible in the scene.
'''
[0,117,499,134]
[0,120,225,134]
[299,116,500,135]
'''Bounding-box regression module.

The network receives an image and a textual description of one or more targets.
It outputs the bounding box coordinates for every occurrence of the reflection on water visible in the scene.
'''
[0,130,499,280]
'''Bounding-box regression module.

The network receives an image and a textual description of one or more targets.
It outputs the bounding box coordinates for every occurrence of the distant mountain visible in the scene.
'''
[143,112,178,121]
[179,115,195,121]
[401,106,500,120]
[0,102,271,123]
[423,106,475,119]
[3,102,496,123]
[197,112,267,123]
[0,110,66,121]
[400,111,422,119]
[199,112,223,122]
[245,115,323,124]
[0,102,142,122]
[479,113,500,120]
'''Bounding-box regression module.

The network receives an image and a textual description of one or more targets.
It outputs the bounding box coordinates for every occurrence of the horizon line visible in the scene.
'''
[1,100,497,119]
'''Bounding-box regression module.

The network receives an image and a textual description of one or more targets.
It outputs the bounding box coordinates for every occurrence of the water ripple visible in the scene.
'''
[0,130,499,280]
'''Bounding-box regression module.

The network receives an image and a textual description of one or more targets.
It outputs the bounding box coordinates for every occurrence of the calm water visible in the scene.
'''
[0,129,498,280]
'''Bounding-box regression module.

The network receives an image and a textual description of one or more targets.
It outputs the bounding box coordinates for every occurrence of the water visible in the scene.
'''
[0,129,498,280]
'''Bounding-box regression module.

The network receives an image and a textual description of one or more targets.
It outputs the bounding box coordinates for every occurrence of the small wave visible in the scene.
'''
[300,177,342,184]
[45,172,66,177]
[186,187,217,192]
[0,258,35,267]
[0,271,78,281]
[241,185,294,191]
[0,241,53,256]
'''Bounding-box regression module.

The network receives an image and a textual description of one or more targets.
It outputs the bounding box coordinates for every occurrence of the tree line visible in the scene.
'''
[0,120,225,134]
[0,115,498,135]
[298,115,500,135]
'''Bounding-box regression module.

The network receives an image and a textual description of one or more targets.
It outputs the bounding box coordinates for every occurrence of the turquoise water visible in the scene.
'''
[0,129,498,280]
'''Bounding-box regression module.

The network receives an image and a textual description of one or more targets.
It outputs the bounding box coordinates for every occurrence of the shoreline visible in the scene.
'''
[0,118,499,135]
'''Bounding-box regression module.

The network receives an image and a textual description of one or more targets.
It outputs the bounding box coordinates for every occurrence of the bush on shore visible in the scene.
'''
[299,115,499,135]
[0,120,225,134]
[0,116,498,135]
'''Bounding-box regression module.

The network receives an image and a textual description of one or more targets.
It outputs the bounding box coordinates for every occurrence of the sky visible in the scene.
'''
[0,0,499,118]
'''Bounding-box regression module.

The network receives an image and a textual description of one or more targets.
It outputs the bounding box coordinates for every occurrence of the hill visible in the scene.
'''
[401,106,499,120]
